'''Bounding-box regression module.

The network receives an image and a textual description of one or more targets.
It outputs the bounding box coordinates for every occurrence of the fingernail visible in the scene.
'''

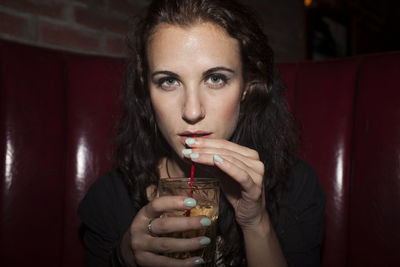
[185,138,195,146]
[200,237,211,246]
[184,198,196,208]
[190,153,199,159]
[195,258,205,265]
[200,217,211,227]
[182,148,192,155]
[214,154,223,163]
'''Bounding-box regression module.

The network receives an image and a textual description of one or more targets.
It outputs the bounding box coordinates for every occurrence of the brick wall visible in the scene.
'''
[0,0,304,61]
[0,0,149,57]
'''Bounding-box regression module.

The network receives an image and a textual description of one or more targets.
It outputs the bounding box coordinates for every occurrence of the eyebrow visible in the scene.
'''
[151,71,179,79]
[202,66,235,77]
[151,66,235,79]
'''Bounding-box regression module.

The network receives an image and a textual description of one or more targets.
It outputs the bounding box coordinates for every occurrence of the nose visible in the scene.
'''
[182,86,205,124]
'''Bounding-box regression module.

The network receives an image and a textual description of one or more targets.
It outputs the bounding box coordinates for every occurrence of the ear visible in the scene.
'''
[146,184,157,201]
[241,82,251,101]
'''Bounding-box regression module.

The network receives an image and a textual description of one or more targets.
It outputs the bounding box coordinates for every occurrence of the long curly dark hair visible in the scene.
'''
[114,0,299,265]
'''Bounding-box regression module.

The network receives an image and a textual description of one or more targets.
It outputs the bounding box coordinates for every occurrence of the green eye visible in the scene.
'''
[158,77,180,90]
[205,74,228,89]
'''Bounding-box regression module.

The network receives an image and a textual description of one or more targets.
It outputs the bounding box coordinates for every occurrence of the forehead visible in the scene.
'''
[146,22,241,71]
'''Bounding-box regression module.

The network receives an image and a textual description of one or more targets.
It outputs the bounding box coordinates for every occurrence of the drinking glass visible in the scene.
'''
[158,177,220,266]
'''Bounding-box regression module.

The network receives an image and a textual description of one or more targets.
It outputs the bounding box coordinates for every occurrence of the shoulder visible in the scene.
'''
[82,169,128,200]
[78,170,136,235]
[285,159,326,206]
[275,159,327,267]
[78,170,129,213]
[274,158,326,232]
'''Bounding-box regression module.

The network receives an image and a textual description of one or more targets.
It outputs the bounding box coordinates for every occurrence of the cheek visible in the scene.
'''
[152,102,169,128]
[217,93,241,133]
[151,93,178,136]
[151,93,166,127]
[222,98,240,120]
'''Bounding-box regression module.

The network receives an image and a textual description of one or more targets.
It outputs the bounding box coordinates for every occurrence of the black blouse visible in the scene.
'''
[78,159,326,266]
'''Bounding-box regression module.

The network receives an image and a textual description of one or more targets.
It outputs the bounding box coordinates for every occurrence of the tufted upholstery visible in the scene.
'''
[1,39,399,266]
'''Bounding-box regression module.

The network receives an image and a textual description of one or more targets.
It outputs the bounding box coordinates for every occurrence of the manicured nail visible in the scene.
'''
[214,154,223,163]
[194,258,205,265]
[190,153,199,159]
[200,237,211,246]
[184,198,196,208]
[182,148,192,155]
[185,138,195,146]
[200,217,211,227]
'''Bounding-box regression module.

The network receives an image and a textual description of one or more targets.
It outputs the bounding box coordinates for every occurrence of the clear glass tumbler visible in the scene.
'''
[158,177,220,266]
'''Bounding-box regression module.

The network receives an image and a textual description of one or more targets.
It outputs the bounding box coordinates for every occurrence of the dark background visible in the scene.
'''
[305,0,400,60]
[0,0,398,62]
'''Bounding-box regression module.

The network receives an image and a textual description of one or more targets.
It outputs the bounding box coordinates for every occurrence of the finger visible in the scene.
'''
[188,150,258,192]
[214,155,262,197]
[185,137,259,160]
[183,147,264,175]
[142,196,197,219]
[146,235,212,254]
[218,154,263,187]
[136,251,205,267]
[149,216,212,235]
[184,151,262,187]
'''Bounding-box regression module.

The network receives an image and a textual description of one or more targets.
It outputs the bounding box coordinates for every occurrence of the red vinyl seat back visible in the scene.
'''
[281,58,360,267]
[0,39,399,267]
[0,40,123,267]
[348,53,400,267]
[0,40,66,267]
[279,52,400,267]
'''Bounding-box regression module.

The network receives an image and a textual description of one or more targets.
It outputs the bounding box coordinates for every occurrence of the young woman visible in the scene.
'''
[78,0,326,266]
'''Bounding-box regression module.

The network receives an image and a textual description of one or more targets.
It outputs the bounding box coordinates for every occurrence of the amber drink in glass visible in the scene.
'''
[158,178,219,266]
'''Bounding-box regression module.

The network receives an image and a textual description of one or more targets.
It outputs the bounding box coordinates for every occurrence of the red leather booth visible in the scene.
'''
[1,39,399,267]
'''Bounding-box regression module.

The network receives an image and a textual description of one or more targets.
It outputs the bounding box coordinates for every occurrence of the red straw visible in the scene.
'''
[190,164,195,188]
[186,134,196,217]
[189,133,196,188]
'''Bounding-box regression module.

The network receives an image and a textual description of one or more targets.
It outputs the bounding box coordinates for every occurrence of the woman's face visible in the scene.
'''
[147,22,244,157]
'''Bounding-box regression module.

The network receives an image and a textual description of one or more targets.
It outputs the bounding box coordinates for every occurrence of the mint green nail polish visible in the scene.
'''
[185,138,195,145]
[214,154,223,163]
[182,148,192,155]
[200,217,211,227]
[190,153,199,159]
[200,237,211,246]
[195,258,205,265]
[184,198,196,208]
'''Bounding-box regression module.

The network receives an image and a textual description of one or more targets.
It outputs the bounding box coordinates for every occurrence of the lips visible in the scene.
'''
[179,131,212,137]
[178,131,212,144]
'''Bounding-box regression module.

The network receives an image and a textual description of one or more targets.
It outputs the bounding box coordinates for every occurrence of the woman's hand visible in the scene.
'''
[120,196,211,267]
[183,137,266,230]
[183,137,288,267]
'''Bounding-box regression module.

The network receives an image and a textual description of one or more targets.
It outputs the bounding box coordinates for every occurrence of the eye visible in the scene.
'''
[205,74,228,89]
[157,77,180,91]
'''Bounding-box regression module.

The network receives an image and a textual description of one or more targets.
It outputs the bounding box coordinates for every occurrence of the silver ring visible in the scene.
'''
[147,218,157,237]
